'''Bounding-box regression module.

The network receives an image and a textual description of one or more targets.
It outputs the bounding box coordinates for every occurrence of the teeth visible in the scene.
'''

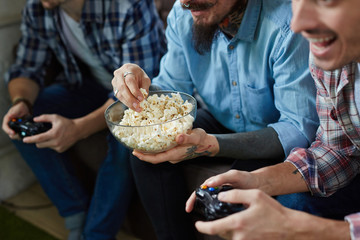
[311,43,326,51]
[307,36,335,43]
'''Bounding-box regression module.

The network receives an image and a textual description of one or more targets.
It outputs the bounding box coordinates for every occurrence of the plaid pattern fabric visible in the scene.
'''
[286,54,360,197]
[5,0,166,87]
[346,213,360,240]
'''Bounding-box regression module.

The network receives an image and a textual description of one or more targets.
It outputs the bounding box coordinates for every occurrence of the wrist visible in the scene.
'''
[12,97,33,115]
[73,118,89,140]
[208,134,219,156]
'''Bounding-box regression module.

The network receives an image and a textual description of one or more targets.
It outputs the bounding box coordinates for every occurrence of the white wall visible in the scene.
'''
[0,0,35,200]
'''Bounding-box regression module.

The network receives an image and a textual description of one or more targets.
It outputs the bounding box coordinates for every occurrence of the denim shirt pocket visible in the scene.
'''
[241,83,279,125]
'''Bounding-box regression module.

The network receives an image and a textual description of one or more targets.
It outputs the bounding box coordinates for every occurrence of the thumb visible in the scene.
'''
[176,128,205,145]
[176,132,200,145]
[33,114,53,123]
[218,189,262,206]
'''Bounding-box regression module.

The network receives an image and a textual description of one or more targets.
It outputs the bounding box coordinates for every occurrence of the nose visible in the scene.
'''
[291,0,318,33]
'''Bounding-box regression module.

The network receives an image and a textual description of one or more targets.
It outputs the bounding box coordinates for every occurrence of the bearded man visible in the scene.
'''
[111,0,319,239]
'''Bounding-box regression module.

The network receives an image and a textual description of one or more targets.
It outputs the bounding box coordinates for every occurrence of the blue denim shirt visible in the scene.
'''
[152,0,319,156]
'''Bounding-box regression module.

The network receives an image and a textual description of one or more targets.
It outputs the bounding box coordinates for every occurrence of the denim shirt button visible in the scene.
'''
[232,81,237,86]
[229,45,234,50]
[235,114,240,119]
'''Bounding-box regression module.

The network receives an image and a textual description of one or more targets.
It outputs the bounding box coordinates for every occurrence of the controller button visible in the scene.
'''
[209,187,215,191]
[201,185,207,189]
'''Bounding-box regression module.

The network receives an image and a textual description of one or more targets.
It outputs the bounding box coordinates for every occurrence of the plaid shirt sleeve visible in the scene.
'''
[118,0,166,79]
[285,56,360,197]
[5,3,53,86]
[346,213,360,240]
[5,0,167,87]
[285,141,359,196]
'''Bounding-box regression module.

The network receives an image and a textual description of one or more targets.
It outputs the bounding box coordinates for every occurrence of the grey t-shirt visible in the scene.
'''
[59,9,113,90]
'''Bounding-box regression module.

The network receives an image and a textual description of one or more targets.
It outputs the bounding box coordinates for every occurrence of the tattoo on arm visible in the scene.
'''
[292,169,300,175]
[183,146,212,160]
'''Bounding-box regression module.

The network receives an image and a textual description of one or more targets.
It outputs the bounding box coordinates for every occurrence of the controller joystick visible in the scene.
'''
[193,185,244,221]
[8,116,52,138]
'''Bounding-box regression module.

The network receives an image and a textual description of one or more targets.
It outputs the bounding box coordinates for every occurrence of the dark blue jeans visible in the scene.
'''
[277,174,360,220]
[131,109,282,240]
[12,80,133,240]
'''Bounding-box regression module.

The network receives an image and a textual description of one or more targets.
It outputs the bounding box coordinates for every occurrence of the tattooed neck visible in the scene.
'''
[219,0,248,38]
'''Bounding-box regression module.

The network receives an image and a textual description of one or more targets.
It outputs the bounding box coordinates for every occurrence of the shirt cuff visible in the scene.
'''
[345,213,360,240]
[268,121,308,157]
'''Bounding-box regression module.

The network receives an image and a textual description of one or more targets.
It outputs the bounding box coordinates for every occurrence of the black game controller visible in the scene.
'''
[8,117,52,138]
[193,185,244,221]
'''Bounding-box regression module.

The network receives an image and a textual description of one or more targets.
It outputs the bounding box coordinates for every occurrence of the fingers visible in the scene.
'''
[122,73,144,112]
[217,189,258,206]
[112,63,151,112]
[195,216,237,237]
[132,150,165,164]
[202,169,243,188]
[2,114,15,136]
[176,129,204,145]
[185,191,196,213]
[112,69,139,110]
[33,114,53,123]
[132,147,182,164]
[133,129,215,164]
[23,114,54,145]
[23,131,52,145]
[2,105,29,138]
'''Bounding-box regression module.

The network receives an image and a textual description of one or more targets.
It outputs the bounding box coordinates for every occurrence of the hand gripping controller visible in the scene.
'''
[193,185,244,221]
[8,117,52,138]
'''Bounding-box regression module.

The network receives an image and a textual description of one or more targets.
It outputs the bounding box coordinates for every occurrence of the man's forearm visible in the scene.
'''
[74,98,114,139]
[286,209,351,240]
[8,77,40,104]
[215,127,285,160]
[252,162,309,196]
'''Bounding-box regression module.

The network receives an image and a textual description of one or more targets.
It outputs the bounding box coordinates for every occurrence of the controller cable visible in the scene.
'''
[0,200,53,210]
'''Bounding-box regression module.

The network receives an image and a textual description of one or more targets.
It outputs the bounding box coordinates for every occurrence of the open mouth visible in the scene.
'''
[307,36,337,52]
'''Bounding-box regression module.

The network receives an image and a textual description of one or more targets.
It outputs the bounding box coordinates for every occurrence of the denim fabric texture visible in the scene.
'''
[12,79,133,240]
[277,174,360,220]
[152,0,319,157]
[131,109,283,239]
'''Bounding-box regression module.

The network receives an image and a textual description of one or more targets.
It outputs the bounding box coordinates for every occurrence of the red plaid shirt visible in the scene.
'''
[346,213,360,240]
[286,55,360,238]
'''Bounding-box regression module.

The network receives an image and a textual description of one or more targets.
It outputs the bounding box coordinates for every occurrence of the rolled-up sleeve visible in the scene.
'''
[286,140,360,196]
[346,213,360,240]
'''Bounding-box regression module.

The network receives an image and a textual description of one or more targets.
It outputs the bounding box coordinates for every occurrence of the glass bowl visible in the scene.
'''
[105,90,197,154]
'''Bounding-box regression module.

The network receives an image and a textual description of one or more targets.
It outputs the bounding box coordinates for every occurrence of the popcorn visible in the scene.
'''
[112,89,195,152]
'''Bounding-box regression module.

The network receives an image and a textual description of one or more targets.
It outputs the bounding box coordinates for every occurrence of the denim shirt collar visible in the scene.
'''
[234,0,262,42]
